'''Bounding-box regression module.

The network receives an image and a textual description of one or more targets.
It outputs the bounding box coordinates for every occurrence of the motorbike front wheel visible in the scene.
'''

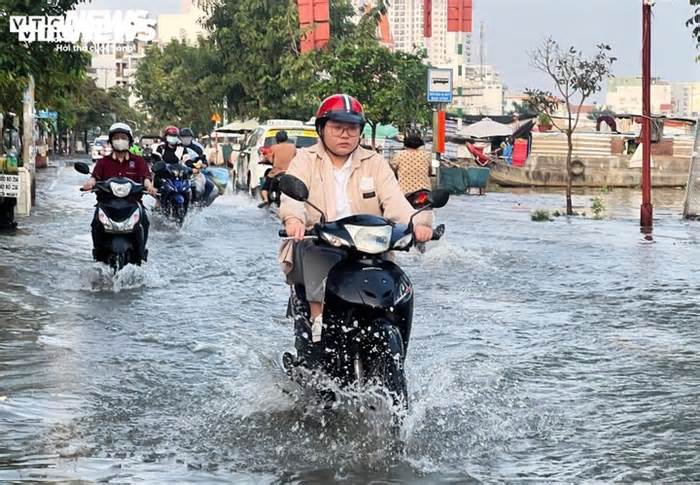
[366,324,408,409]
[174,205,186,226]
[109,251,130,274]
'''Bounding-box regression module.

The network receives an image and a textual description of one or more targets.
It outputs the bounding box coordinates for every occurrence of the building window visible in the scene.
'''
[458,87,463,96]
[457,44,462,55]
[458,65,462,76]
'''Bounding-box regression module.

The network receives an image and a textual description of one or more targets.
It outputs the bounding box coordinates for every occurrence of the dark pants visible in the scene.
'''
[0,198,17,229]
[288,240,346,303]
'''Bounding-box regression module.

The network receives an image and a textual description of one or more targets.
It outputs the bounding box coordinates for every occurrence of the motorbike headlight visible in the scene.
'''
[97,208,113,231]
[393,233,414,249]
[110,182,131,198]
[321,231,351,248]
[344,224,392,254]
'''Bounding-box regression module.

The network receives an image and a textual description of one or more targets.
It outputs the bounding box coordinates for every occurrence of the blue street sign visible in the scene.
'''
[37,110,58,120]
[427,68,453,104]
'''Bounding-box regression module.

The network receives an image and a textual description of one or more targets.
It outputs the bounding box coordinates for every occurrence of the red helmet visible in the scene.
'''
[315,94,365,133]
[163,125,179,138]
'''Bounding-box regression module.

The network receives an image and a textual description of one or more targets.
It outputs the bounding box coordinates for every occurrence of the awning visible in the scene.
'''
[362,123,399,139]
[461,117,513,139]
[215,119,259,133]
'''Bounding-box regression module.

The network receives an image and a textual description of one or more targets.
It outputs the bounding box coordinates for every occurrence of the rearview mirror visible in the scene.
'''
[430,189,450,208]
[74,162,90,175]
[278,174,309,202]
[152,161,166,172]
[405,189,432,209]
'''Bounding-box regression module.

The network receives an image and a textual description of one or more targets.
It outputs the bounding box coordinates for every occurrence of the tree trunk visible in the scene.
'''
[566,130,573,215]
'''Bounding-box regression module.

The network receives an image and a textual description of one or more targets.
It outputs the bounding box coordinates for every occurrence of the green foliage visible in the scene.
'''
[688,0,700,59]
[509,100,537,117]
[537,112,552,125]
[190,0,429,134]
[525,38,616,134]
[134,39,225,134]
[0,0,90,112]
[531,209,553,222]
[311,29,430,144]
[201,0,303,120]
[525,38,615,216]
[591,196,605,219]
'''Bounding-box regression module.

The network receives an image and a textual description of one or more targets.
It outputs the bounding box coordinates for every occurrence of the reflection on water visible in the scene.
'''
[0,167,698,482]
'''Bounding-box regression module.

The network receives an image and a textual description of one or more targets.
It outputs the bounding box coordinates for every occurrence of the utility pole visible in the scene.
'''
[640,0,653,230]
[479,21,485,81]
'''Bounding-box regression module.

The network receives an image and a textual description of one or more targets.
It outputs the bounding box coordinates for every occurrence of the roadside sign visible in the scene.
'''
[211,113,222,123]
[427,68,453,103]
[0,174,20,197]
[37,110,57,120]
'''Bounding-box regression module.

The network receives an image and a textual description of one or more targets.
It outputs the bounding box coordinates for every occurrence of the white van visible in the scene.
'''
[235,120,318,196]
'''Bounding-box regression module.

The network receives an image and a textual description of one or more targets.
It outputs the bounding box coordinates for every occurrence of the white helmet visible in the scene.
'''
[108,122,133,144]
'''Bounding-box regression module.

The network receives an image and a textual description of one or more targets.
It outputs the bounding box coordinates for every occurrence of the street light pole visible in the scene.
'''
[640,0,653,230]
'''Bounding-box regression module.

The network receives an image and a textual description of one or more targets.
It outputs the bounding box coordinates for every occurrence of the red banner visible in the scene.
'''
[434,110,446,154]
[447,0,472,33]
[424,0,432,38]
[298,0,330,52]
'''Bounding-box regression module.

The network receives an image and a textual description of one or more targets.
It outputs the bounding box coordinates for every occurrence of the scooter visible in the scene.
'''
[75,162,149,272]
[152,160,192,226]
[278,174,448,410]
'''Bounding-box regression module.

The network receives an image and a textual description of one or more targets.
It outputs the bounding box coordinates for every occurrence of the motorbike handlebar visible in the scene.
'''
[278,229,315,238]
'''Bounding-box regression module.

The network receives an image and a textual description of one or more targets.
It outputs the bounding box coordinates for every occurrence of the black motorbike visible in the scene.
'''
[278,174,448,410]
[75,162,148,272]
[152,160,192,226]
[259,161,284,209]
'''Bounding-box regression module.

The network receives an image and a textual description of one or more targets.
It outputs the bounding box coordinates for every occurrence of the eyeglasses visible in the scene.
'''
[326,124,361,137]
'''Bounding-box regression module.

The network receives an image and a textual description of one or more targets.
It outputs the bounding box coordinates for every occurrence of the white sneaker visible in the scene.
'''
[311,315,323,342]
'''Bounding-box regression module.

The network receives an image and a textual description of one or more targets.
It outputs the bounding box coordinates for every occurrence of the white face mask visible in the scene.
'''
[112,139,129,152]
[166,136,179,145]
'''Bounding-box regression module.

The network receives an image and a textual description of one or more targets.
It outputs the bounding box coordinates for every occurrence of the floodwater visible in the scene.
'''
[0,163,698,483]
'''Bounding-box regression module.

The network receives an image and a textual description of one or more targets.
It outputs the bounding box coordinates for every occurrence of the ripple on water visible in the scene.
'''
[1,173,699,482]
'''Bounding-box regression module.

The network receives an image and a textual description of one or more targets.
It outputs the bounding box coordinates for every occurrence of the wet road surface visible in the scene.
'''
[0,164,698,482]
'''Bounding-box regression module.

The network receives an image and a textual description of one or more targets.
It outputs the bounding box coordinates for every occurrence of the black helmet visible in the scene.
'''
[403,127,424,149]
[275,130,288,143]
[180,127,194,138]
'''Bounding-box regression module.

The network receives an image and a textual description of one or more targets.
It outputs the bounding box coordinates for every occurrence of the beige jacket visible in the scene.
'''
[278,142,432,275]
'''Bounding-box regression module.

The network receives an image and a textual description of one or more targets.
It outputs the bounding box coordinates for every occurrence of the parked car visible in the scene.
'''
[91,135,110,162]
[235,120,318,195]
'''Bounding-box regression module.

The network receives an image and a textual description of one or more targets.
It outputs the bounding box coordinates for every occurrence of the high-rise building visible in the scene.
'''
[87,0,208,108]
[156,0,208,45]
[451,64,503,115]
[605,77,673,115]
[387,0,427,53]
[87,41,149,107]
[671,82,700,118]
[385,0,507,114]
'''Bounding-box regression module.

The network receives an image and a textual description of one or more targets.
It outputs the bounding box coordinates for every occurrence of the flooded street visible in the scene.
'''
[1,164,698,482]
